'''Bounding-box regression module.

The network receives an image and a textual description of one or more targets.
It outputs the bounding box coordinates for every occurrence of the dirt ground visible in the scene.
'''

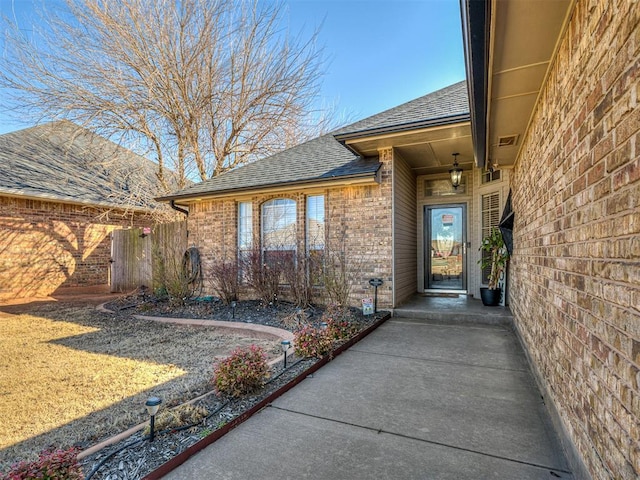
[0,294,281,472]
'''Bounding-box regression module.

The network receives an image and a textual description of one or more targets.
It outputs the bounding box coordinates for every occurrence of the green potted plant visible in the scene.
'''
[478,227,509,306]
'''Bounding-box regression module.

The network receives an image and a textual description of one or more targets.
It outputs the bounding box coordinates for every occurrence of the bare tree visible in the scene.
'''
[0,0,333,189]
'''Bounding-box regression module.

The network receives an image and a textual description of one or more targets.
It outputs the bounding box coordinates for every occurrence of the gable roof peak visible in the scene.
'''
[334,80,469,139]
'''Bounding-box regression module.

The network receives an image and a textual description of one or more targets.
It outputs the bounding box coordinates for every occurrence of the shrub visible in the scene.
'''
[327,318,359,341]
[242,247,282,305]
[281,254,313,307]
[2,448,83,480]
[294,325,333,358]
[321,249,351,307]
[321,303,359,341]
[321,303,352,323]
[208,259,239,305]
[143,404,209,435]
[152,242,194,306]
[281,308,310,330]
[213,345,270,398]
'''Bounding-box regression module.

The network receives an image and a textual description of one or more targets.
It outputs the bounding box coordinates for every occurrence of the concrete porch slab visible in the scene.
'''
[161,318,574,480]
[393,294,513,324]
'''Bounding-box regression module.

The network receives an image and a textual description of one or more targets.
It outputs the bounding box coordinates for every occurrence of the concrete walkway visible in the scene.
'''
[162,318,574,479]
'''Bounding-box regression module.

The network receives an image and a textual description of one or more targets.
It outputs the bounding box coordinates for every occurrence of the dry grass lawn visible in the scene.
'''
[0,302,280,471]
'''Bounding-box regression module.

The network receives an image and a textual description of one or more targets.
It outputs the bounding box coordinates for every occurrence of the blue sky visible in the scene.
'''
[0,0,466,134]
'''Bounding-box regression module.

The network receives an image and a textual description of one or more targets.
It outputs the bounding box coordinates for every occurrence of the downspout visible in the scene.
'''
[170,200,189,216]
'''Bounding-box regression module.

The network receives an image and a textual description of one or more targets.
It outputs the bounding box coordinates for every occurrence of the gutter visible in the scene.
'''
[460,0,491,169]
[155,168,381,203]
[334,113,470,142]
[0,190,154,214]
[169,199,189,216]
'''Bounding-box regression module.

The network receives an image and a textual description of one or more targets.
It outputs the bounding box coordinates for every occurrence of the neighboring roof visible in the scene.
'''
[0,121,168,210]
[159,81,469,201]
[334,80,469,139]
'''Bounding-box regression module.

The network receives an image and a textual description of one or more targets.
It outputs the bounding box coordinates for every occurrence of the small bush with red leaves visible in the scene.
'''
[213,345,270,398]
[1,447,83,480]
[326,318,359,341]
[321,304,359,341]
[294,325,333,358]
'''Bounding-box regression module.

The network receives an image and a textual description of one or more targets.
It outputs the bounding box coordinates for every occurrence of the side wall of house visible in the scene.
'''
[188,152,394,309]
[510,1,640,478]
[0,195,152,301]
[393,150,417,305]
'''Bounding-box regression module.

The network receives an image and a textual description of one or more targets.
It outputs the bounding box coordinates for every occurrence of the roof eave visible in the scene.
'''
[334,113,471,143]
[155,169,382,204]
[0,189,155,213]
[460,0,491,169]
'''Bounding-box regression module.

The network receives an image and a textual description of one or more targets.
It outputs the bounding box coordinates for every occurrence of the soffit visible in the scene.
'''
[343,122,474,175]
[487,0,573,168]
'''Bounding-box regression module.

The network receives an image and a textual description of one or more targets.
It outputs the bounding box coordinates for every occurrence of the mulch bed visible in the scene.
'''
[106,292,385,332]
[80,294,389,480]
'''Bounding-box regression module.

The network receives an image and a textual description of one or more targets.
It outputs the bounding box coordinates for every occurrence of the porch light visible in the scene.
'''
[145,396,162,442]
[281,340,291,369]
[449,153,463,189]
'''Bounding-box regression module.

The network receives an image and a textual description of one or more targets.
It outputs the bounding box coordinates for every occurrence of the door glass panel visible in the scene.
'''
[426,206,465,290]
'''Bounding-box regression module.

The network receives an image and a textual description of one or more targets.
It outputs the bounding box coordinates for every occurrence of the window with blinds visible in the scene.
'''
[481,192,500,284]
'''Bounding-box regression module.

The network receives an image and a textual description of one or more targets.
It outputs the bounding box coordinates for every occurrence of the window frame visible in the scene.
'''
[237,201,253,282]
[261,198,297,268]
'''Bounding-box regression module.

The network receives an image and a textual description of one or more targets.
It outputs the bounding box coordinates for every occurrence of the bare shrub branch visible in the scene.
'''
[208,258,239,305]
[151,223,192,305]
[281,254,313,307]
[242,246,282,305]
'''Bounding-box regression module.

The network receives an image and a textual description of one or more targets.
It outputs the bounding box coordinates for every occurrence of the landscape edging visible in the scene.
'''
[79,304,293,460]
[141,312,391,480]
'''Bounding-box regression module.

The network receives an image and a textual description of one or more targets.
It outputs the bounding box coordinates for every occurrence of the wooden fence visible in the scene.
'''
[110,221,187,293]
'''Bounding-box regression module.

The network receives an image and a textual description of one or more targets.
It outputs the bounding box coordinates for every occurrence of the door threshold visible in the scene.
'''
[423,290,468,295]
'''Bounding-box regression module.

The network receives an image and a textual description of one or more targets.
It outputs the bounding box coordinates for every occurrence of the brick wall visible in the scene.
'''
[0,195,153,301]
[510,1,639,478]
[186,151,394,308]
[325,148,393,307]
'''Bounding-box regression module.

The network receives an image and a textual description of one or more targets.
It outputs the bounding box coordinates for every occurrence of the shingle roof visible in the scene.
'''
[160,81,469,201]
[157,134,381,200]
[0,121,168,210]
[334,80,469,137]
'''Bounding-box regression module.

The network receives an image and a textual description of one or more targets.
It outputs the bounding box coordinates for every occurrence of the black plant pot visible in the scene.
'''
[480,287,502,306]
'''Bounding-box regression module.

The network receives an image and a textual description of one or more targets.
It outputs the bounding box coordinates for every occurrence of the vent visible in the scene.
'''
[497,134,519,147]
[482,169,501,184]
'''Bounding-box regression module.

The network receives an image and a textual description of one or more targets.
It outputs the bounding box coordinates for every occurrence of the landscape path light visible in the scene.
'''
[145,396,162,442]
[281,339,291,369]
[231,300,237,319]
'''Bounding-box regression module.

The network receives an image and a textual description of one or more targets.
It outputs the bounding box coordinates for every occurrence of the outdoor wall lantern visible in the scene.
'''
[145,396,162,442]
[449,153,463,189]
[281,340,291,369]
